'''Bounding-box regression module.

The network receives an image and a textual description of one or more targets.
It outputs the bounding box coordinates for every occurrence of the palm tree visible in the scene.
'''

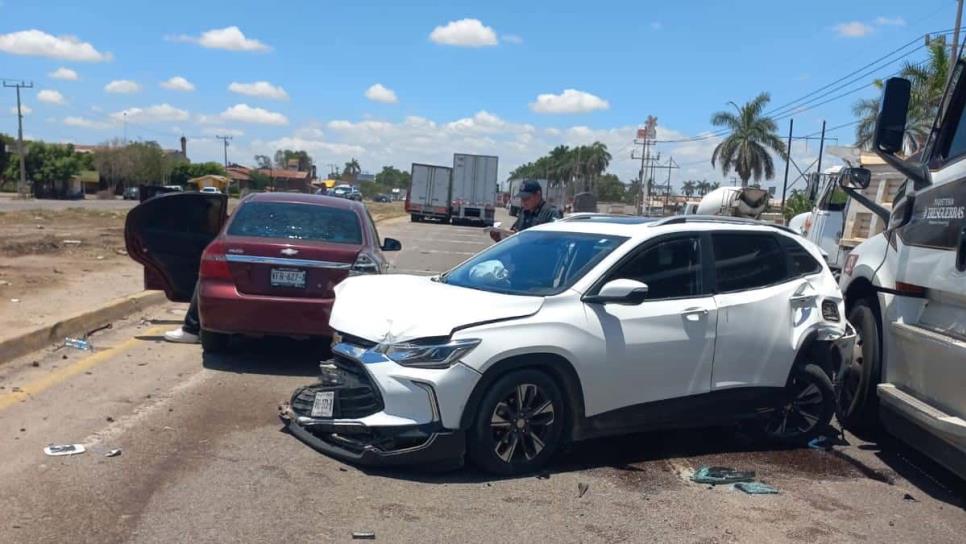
[710,181,720,191]
[696,180,711,196]
[681,180,697,197]
[342,158,361,180]
[584,141,611,191]
[710,92,788,186]
[854,39,947,153]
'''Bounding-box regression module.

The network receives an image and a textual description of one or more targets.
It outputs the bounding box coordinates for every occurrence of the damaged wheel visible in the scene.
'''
[760,364,834,443]
[468,370,565,475]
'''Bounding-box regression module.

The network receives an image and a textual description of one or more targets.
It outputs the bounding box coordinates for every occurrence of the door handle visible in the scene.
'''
[789,294,817,303]
[681,307,709,321]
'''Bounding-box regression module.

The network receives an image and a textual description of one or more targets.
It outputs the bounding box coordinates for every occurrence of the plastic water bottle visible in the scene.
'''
[64,337,93,351]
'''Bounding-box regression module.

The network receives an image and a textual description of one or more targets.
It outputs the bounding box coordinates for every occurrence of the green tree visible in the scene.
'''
[5,141,84,187]
[248,170,272,191]
[169,161,225,186]
[595,173,626,201]
[711,92,788,186]
[273,149,312,171]
[784,189,813,221]
[681,180,697,197]
[373,165,410,189]
[342,158,361,180]
[254,154,272,169]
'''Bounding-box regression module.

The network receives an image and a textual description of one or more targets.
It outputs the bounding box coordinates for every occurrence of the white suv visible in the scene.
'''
[282,215,855,474]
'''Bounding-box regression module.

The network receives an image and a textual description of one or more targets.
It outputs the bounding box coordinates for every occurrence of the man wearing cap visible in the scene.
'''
[490,181,561,241]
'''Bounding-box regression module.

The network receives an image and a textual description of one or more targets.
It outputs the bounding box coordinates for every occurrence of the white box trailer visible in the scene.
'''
[452,153,498,226]
[407,163,452,222]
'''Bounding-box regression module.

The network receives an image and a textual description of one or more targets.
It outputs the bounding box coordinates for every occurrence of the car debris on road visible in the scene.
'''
[44,444,86,456]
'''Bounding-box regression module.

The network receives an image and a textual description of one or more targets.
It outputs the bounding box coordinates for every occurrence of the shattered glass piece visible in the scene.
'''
[691,466,756,485]
[734,481,780,495]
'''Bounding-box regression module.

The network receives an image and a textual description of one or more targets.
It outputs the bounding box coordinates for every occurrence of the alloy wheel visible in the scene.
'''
[763,374,826,439]
[489,383,556,463]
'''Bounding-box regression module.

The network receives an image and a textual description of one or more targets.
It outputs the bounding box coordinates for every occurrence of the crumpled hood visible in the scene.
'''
[330,275,544,343]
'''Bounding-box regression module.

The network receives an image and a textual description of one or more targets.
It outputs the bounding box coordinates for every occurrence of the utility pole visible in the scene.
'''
[632,116,657,215]
[663,156,678,211]
[815,120,827,176]
[780,118,794,216]
[123,112,127,144]
[216,135,232,169]
[953,0,964,67]
[4,80,34,198]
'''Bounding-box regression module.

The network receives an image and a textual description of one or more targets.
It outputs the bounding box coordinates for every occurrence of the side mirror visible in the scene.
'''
[874,78,911,155]
[838,167,871,190]
[381,238,402,252]
[584,279,649,305]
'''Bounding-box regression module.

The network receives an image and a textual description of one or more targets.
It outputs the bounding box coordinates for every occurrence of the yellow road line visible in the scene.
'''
[0,325,167,412]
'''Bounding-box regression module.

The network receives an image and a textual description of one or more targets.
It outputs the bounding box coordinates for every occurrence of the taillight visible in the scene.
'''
[350,252,379,276]
[199,241,231,280]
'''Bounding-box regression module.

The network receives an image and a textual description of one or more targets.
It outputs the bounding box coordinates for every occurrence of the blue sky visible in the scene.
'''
[0,0,960,188]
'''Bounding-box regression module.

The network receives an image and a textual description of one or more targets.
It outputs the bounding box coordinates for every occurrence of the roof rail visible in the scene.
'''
[653,215,797,235]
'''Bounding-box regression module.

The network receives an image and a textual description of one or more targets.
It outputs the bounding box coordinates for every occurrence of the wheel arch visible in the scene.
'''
[458,352,586,441]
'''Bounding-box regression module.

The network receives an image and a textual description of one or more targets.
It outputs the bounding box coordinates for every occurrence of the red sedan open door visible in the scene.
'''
[124,192,228,303]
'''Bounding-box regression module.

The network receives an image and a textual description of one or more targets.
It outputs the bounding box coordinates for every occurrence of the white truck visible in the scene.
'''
[836,75,966,480]
[452,153,498,226]
[407,163,452,223]
[694,186,773,218]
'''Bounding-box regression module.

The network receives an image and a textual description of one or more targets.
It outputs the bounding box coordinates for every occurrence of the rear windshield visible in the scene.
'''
[227,201,363,244]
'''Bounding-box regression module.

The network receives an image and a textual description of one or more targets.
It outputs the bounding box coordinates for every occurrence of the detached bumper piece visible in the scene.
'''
[281,357,465,468]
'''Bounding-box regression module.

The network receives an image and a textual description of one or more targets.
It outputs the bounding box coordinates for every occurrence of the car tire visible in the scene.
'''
[468,369,566,475]
[200,329,230,353]
[410,214,421,223]
[761,363,835,443]
[835,300,881,432]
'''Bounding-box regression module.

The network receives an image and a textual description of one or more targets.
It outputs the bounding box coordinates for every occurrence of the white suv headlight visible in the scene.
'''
[381,338,481,369]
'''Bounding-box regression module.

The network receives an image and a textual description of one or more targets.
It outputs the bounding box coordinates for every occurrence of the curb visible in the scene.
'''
[0,291,168,365]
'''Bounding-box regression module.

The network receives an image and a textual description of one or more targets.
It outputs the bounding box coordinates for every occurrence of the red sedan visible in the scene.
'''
[125,192,401,352]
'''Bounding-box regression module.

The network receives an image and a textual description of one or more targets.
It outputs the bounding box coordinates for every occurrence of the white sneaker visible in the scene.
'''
[164,328,200,344]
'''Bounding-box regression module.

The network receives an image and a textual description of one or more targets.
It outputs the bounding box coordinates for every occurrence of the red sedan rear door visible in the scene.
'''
[124,192,228,302]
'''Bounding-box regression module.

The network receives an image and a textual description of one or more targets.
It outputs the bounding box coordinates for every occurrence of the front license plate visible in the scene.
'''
[311,391,335,417]
[271,268,306,288]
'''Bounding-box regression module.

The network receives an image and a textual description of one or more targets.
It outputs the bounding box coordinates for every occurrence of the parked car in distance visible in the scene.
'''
[200,186,221,194]
[372,194,391,203]
[284,215,854,474]
[163,185,184,192]
[124,192,402,352]
[123,187,140,200]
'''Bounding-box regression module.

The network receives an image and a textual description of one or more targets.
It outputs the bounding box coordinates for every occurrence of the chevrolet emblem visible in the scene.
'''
[281,248,299,256]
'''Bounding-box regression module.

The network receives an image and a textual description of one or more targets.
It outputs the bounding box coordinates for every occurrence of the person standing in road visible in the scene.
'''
[164,284,201,344]
[490,181,561,242]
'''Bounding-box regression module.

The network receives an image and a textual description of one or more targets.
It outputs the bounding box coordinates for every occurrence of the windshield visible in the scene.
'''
[442,231,626,296]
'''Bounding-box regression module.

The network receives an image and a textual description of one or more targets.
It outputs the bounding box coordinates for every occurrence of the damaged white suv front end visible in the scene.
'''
[283,218,855,474]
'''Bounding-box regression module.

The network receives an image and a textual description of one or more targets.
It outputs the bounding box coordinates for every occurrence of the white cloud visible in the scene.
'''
[429,18,498,47]
[161,76,195,92]
[49,67,78,80]
[530,89,610,114]
[104,80,141,94]
[10,105,31,116]
[650,22,663,30]
[168,26,270,52]
[218,103,288,125]
[834,21,874,38]
[110,103,189,123]
[364,83,398,104]
[202,127,244,137]
[502,34,523,45]
[37,89,65,105]
[63,116,113,129]
[228,81,288,100]
[875,16,906,26]
[0,29,111,61]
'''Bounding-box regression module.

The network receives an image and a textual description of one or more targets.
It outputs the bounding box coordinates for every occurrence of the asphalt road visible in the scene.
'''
[0,215,964,544]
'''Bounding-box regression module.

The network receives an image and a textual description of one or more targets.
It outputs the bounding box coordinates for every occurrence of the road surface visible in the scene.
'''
[0,215,964,543]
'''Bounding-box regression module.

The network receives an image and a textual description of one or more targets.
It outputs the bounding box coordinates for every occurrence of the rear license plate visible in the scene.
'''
[271,268,306,288]
[311,391,335,417]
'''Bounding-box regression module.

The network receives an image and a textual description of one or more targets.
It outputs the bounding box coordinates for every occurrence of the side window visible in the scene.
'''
[711,233,786,293]
[777,236,823,277]
[609,237,703,300]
